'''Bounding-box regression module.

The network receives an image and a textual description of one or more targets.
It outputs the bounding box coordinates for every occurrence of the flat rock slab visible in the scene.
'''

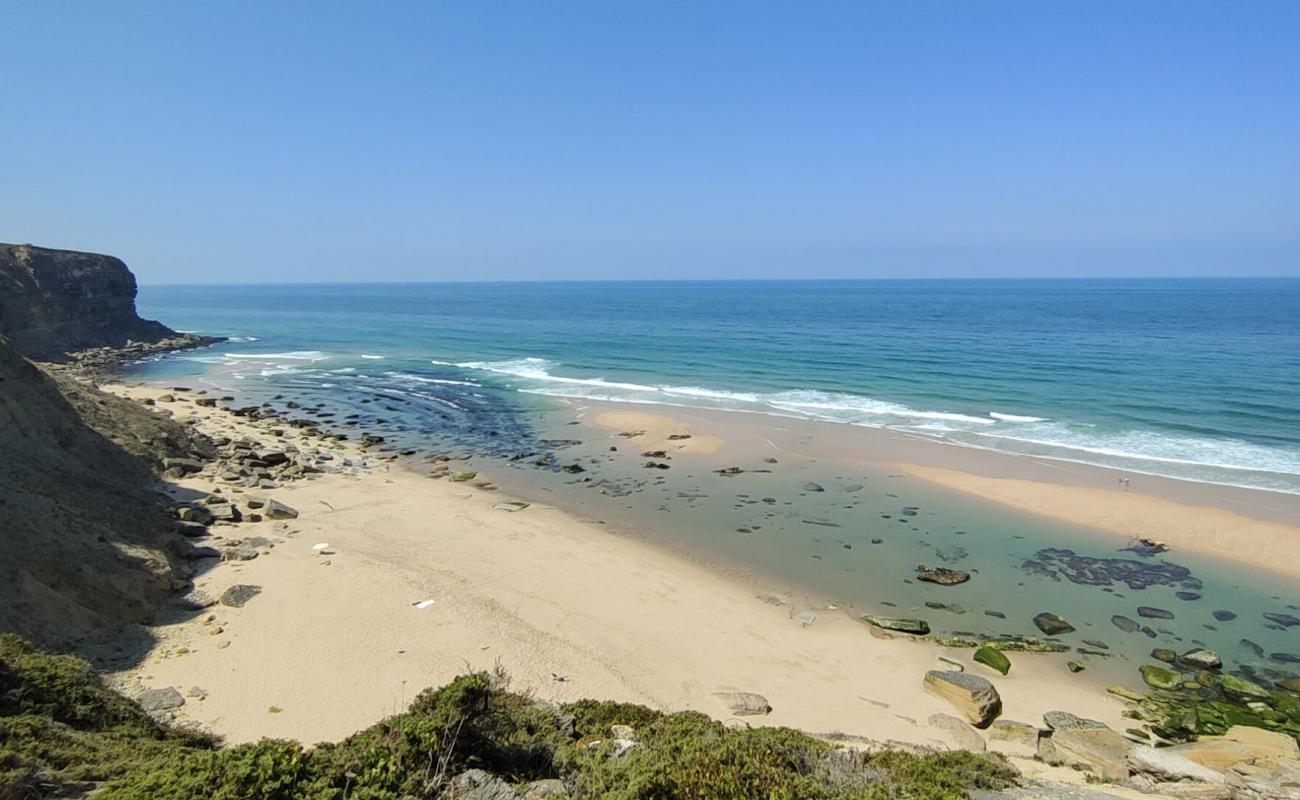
[1127,744,1226,784]
[1044,726,1133,781]
[861,615,930,635]
[174,588,215,610]
[712,691,772,716]
[923,670,1001,728]
[927,712,986,752]
[221,584,262,607]
[263,499,298,519]
[137,687,185,712]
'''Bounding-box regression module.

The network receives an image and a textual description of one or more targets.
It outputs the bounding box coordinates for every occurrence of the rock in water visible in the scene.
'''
[1139,664,1182,689]
[860,615,930,635]
[974,645,1011,675]
[923,671,1002,727]
[1212,609,1237,622]
[1137,606,1174,620]
[712,691,771,716]
[1264,612,1300,628]
[1032,612,1075,635]
[221,584,262,608]
[916,565,971,586]
[1179,648,1222,670]
[1111,615,1140,633]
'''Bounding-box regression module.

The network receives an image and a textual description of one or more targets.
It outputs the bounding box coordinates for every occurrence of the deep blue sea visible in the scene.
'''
[136,279,1300,494]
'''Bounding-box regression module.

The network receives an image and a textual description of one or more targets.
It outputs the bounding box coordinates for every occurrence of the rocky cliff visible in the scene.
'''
[0,243,190,360]
[0,336,212,650]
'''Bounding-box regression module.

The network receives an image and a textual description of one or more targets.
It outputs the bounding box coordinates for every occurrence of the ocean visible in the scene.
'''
[135,279,1300,494]
[127,278,1300,685]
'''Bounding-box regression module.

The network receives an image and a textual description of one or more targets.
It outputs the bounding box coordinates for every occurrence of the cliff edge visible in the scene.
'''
[0,242,203,360]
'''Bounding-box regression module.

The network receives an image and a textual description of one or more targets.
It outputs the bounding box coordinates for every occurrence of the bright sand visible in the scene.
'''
[105,386,1135,751]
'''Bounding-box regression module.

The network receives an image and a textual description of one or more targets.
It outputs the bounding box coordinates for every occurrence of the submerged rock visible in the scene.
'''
[1022,547,1198,591]
[915,565,970,586]
[1111,615,1141,633]
[1212,610,1238,622]
[1264,612,1300,628]
[1033,612,1075,635]
[1137,606,1175,620]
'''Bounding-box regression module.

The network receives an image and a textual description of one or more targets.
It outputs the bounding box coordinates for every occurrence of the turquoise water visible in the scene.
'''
[136,279,1300,493]
[127,279,1300,687]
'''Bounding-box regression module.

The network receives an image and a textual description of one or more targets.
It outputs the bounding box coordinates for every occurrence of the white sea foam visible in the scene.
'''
[226,336,260,343]
[989,411,1048,423]
[361,354,385,360]
[225,350,328,361]
[455,355,1300,492]
[385,371,479,387]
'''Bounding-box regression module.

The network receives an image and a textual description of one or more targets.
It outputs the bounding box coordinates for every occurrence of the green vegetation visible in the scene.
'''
[1,635,1015,799]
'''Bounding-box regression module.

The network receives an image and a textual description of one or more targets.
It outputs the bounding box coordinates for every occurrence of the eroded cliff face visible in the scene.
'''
[0,336,211,650]
[0,243,176,359]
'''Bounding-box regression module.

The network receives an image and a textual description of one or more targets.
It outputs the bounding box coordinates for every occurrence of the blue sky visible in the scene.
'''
[2,1,1297,282]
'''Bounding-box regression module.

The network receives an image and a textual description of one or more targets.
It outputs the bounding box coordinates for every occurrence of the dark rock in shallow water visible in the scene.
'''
[1271,653,1300,665]
[1021,547,1197,591]
[1137,606,1175,620]
[1179,649,1222,670]
[1111,615,1141,633]
[802,482,824,492]
[1175,591,1201,601]
[1151,648,1177,663]
[1033,612,1075,635]
[1264,612,1300,628]
[1212,610,1237,622]
[984,610,1006,619]
[1240,638,1264,658]
[916,565,970,586]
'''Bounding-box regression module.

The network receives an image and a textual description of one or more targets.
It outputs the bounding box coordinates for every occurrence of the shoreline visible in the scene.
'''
[101,382,1137,752]
[574,400,1300,583]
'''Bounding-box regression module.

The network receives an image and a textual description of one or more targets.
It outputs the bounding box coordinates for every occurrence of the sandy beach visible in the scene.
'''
[105,384,1137,752]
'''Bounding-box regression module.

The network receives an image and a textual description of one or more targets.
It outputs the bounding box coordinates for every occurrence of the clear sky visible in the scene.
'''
[2,1,1297,283]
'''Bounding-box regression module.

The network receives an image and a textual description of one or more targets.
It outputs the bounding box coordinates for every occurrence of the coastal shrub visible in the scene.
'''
[563,698,665,739]
[96,740,310,800]
[2,635,1018,799]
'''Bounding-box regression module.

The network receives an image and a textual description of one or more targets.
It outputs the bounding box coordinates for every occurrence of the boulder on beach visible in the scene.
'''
[137,686,185,713]
[922,670,1001,727]
[221,584,261,608]
[1042,725,1133,781]
[263,499,298,520]
[1032,612,1074,635]
[860,615,930,635]
[973,645,1010,675]
[712,691,771,716]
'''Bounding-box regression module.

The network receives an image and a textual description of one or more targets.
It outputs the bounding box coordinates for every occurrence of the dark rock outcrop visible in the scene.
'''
[0,242,212,360]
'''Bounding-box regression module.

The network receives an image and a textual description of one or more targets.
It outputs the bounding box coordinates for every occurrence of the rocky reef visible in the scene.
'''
[0,242,216,361]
